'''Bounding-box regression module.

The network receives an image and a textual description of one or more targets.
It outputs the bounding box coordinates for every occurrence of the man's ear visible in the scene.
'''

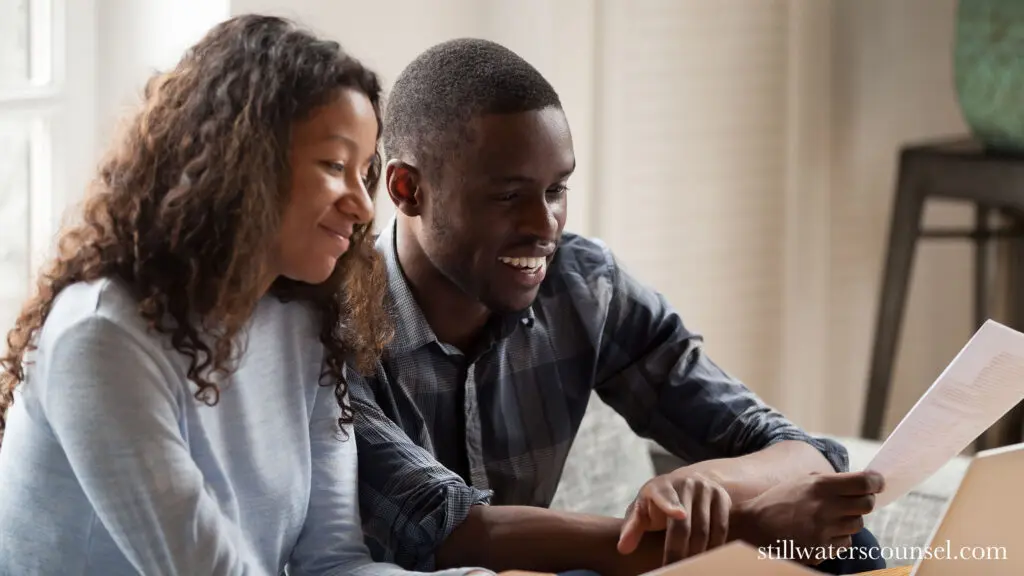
[386,159,424,217]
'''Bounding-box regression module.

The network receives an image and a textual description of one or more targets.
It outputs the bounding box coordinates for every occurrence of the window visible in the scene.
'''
[0,0,57,333]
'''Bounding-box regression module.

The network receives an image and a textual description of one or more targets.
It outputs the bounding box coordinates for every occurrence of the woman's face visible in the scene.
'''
[276,88,378,285]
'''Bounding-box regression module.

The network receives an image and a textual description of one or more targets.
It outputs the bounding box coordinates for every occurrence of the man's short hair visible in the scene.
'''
[383,38,562,182]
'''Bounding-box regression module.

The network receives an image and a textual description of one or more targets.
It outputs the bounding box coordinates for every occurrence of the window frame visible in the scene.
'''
[0,0,95,334]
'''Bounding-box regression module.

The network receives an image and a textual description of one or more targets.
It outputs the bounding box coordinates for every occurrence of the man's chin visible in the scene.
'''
[484,289,541,316]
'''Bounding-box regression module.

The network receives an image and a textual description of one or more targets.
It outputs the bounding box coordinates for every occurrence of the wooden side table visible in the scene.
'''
[861,137,1024,449]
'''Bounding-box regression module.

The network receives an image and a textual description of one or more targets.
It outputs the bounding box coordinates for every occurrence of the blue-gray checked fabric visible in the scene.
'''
[349,219,849,571]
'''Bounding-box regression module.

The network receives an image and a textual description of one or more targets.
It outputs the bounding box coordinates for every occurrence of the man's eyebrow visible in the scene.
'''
[489,166,576,185]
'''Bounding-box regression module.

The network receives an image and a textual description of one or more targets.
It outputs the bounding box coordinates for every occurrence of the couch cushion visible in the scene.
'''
[549,393,655,517]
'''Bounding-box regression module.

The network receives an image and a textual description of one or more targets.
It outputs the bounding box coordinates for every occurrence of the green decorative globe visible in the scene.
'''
[955,0,1024,153]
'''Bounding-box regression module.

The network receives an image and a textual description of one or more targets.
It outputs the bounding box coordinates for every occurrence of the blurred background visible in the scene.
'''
[0,0,993,442]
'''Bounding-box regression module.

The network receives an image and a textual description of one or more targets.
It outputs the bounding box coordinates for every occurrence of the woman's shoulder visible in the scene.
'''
[36,279,323,374]
[47,276,141,323]
[38,278,153,352]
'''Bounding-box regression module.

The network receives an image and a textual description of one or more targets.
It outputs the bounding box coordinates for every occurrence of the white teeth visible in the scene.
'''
[499,256,546,270]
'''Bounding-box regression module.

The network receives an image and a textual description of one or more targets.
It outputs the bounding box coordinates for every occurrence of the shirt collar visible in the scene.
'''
[377,217,535,356]
[377,218,439,355]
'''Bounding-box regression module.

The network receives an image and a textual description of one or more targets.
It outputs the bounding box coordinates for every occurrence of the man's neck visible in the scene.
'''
[395,221,490,354]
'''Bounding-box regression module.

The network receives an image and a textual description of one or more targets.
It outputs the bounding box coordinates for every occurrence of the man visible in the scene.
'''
[350,38,885,576]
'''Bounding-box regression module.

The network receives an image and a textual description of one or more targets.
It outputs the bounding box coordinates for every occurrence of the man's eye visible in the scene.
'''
[547,185,569,197]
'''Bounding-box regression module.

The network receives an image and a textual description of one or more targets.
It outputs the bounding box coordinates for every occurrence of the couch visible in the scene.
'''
[550,394,971,567]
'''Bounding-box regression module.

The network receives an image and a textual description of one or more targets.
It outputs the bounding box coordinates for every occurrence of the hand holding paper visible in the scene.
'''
[864,320,1024,507]
[731,470,883,564]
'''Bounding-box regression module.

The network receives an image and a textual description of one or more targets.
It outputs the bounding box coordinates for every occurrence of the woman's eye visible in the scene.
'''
[323,161,345,173]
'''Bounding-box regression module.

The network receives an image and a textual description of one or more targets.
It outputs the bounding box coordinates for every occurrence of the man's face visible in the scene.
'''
[418,107,575,313]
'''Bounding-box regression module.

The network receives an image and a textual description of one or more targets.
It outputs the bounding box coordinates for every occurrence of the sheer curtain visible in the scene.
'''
[829,0,970,437]
[596,0,815,426]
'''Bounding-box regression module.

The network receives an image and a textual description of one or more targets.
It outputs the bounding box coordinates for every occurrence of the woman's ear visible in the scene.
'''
[386,159,424,217]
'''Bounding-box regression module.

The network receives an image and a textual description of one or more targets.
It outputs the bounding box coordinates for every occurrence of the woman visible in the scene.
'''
[0,14,488,576]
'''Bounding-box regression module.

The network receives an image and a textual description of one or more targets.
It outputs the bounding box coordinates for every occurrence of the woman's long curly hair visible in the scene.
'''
[0,15,392,440]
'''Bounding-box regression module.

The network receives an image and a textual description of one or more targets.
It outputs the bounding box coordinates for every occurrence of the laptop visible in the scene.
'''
[911,442,1023,575]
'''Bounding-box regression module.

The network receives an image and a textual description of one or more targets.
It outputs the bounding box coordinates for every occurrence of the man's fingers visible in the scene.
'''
[707,488,730,550]
[663,481,695,565]
[827,534,855,565]
[835,494,876,516]
[663,479,696,564]
[815,471,885,496]
[830,535,854,550]
[830,515,865,537]
[686,485,713,558]
[648,481,689,521]
[664,516,691,565]
[617,498,650,554]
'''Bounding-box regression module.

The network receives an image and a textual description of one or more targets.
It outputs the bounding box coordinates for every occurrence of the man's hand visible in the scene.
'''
[731,471,884,565]
[617,469,732,565]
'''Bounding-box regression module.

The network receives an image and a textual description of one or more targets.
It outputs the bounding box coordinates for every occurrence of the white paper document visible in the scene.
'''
[865,319,1024,508]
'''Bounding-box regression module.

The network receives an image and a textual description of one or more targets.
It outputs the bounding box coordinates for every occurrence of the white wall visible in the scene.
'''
[597,0,794,412]
[95,0,231,153]
[830,0,972,436]
[56,0,98,218]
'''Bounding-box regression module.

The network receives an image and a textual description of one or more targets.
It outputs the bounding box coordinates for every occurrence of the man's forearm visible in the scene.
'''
[682,440,835,503]
[434,442,833,573]
[437,505,663,576]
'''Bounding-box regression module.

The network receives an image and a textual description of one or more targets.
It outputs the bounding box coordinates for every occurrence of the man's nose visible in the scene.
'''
[517,194,558,241]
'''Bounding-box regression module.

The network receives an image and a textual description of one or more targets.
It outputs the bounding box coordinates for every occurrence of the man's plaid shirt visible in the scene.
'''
[349,219,848,571]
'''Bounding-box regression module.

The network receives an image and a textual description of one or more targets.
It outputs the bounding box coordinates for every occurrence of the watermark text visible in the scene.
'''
[757,540,1008,563]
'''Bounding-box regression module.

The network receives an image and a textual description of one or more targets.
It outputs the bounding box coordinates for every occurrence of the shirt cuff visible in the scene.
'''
[441,483,493,542]
[410,483,492,572]
[765,431,850,473]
